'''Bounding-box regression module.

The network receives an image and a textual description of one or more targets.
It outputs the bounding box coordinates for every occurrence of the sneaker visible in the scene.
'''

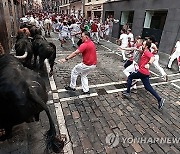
[82,91,90,95]
[65,86,75,91]
[122,91,131,98]
[131,89,137,94]
[158,98,165,109]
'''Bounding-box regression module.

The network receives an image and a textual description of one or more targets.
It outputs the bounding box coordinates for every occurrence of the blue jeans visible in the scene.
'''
[126,71,161,102]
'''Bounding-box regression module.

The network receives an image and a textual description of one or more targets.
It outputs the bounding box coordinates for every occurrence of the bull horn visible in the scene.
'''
[15,51,28,59]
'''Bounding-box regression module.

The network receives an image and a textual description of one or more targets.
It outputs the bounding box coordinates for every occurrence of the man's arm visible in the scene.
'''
[118,47,137,51]
[59,49,81,63]
[145,56,155,69]
[151,44,158,54]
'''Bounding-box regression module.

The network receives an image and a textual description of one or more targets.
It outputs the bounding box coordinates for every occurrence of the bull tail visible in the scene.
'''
[28,88,64,153]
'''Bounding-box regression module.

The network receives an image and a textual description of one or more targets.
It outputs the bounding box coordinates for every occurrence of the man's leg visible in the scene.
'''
[126,71,141,93]
[168,52,177,68]
[81,64,96,93]
[71,35,75,46]
[141,75,161,101]
[153,55,167,81]
[120,49,127,61]
[141,75,164,109]
[123,61,135,77]
[91,32,94,40]
[69,63,82,89]
[95,32,99,43]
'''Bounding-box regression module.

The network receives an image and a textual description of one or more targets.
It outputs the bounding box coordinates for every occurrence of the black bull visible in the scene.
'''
[0,54,64,153]
[32,34,56,76]
[15,32,33,68]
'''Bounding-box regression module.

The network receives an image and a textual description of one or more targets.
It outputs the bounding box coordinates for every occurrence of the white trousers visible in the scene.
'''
[123,61,139,89]
[123,61,139,77]
[153,55,167,76]
[70,63,96,92]
[119,46,128,61]
[121,49,127,61]
[71,35,75,45]
[168,51,180,70]
[91,32,99,43]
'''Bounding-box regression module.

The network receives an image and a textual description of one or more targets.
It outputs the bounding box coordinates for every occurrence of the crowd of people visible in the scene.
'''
[20,13,114,47]
[18,12,180,110]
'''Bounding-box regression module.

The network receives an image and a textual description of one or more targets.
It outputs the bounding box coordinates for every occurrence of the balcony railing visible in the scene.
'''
[69,0,81,3]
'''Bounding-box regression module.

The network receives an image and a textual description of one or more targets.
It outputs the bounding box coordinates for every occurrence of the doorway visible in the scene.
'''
[142,10,168,44]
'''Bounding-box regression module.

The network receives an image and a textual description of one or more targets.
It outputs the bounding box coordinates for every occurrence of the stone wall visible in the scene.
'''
[0,0,21,53]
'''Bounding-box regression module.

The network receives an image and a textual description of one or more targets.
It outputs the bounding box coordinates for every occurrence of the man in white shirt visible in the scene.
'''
[44,17,52,37]
[147,36,168,81]
[58,21,70,47]
[69,20,81,47]
[104,21,110,41]
[118,29,129,62]
[167,39,180,72]
[127,28,134,46]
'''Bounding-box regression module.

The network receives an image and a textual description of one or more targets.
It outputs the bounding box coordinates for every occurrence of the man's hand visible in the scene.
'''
[145,63,150,69]
[58,58,66,63]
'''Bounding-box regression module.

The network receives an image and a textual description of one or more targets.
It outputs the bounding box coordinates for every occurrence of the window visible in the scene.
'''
[144,10,167,30]
[142,10,168,44]
[120,11,134,29]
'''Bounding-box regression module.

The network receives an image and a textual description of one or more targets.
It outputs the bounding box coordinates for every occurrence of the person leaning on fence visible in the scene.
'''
[122,40,165,110]
[59,31,97,95]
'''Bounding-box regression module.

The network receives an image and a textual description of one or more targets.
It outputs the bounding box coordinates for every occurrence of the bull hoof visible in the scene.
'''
[51,135,66,153]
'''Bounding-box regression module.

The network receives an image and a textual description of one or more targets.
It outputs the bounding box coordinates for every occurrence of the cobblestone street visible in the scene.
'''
[0,33,180,154]
[48,33,180,154]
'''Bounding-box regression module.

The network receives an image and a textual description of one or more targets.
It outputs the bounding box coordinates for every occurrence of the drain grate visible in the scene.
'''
[96,88,107,95]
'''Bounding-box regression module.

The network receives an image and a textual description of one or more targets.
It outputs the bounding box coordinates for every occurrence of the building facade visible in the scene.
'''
[103,0,180,56]
[85,0,106,22]
[0,0,21,52]
[59,0,83,18]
